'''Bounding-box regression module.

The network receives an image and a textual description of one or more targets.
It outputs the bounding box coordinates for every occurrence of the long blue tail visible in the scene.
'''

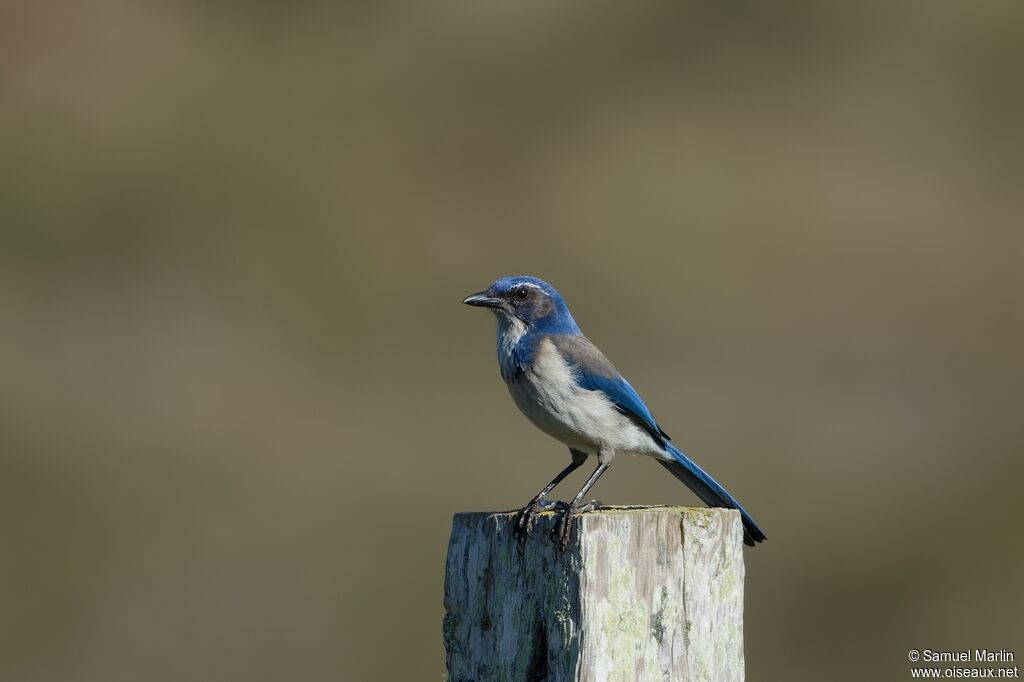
[659,442,766,546]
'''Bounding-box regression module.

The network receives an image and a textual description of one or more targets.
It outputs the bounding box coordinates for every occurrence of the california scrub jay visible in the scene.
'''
[463,275,766,550]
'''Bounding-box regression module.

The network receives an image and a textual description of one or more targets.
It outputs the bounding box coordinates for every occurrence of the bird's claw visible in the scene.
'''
[512,499,564,544]
[551,500,602,551]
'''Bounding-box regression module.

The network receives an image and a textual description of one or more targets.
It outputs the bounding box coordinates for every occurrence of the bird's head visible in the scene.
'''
[463,275,579,334]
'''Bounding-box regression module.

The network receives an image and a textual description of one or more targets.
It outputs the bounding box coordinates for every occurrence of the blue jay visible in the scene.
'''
[463,275,766,550]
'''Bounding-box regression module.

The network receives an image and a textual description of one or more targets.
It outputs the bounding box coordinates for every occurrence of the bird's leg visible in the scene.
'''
[513,450,587,544]
[552,461,610,551]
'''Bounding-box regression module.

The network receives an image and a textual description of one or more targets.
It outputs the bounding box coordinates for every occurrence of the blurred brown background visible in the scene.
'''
[1,1,1022,680]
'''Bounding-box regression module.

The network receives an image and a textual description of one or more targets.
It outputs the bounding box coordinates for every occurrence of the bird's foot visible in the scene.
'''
[512,499,564,544]
[551,500,602,552]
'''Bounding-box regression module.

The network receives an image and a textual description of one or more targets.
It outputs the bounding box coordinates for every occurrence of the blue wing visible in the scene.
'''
[548,334,765,546]
[549,334,669,444]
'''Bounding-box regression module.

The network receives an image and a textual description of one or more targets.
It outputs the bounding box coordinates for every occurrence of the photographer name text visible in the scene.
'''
[916,651,1015,663]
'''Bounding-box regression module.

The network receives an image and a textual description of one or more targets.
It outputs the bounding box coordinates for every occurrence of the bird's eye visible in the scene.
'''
[514,286,530,301]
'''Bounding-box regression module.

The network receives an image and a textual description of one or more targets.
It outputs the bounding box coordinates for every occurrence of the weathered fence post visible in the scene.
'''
[442,506,745,682]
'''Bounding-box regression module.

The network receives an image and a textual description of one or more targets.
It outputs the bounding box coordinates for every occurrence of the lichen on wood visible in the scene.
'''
[443,506,745,681]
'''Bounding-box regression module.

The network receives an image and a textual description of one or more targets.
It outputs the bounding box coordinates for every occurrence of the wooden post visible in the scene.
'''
[442,506,745,682]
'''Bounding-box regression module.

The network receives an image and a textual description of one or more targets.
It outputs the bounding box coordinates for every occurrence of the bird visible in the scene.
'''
[463,275,765,550]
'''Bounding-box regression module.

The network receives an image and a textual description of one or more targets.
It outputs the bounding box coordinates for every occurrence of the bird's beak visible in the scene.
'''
[463,291,502,308]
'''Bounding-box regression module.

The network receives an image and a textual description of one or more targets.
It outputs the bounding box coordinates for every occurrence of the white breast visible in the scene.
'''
[507,339,666,460]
